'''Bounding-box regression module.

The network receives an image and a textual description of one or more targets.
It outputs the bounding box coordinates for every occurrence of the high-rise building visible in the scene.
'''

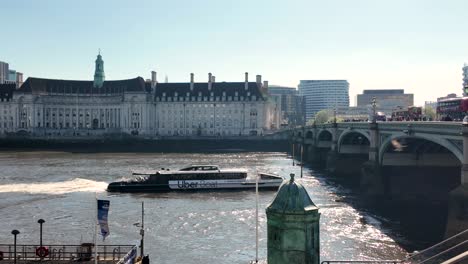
[0,61,23,88]
[0,61,9,84]
[356,89,413,114]
[298,80,349,121]
[463,64,468,96]
[268,85,305,127]
[8,70,16,82]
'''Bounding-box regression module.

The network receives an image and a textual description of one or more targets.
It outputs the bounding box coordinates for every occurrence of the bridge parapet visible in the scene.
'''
[336,122,369,130]
[377,122,462,136]
[292,122,463,140]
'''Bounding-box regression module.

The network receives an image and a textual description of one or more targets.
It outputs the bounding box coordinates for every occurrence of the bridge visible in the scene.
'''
[290,121,468,239]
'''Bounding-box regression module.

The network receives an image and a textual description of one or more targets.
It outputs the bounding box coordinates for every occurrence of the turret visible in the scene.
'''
[93,51,105,88]
[266,173,320,264]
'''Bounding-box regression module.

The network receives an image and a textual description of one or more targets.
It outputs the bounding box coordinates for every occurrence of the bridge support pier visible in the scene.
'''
[446,124,468,237]
[360,122,386,197]
[326,123,339,175]
[360,161,385,198]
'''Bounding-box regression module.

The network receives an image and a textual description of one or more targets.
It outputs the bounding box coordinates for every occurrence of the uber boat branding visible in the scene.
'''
[170,180,219,189]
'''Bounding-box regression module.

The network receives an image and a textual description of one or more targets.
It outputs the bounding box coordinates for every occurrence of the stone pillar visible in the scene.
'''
[267,174,320,264]
[368,122,379,162]
[330,123,338,152]
[360,121,385,198]
[326,123,339,174]
[445,124,468,237]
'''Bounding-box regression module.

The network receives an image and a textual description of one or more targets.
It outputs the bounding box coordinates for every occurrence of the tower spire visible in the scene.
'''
[93,51,105,88]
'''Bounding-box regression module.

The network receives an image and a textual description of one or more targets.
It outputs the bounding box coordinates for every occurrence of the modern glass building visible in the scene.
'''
[0,61,9,84]
[298,80,349,121]
[268,85,305,127]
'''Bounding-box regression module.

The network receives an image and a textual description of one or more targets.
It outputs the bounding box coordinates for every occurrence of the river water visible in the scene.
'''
[0,151,410,263]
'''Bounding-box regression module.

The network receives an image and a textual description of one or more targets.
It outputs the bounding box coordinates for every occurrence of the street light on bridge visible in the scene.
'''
[11,229,20,264]
[371,97,377,123]
[333,108,337,124]
[38,219,45,247]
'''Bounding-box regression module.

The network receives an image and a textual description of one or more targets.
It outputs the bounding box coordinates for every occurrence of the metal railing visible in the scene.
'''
[321,261,400,264]
[401,229,468,264]
[321,229,468,264]
[0,244,135,261]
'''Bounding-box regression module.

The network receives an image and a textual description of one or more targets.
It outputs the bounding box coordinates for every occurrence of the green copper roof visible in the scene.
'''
[266,174,318,215]
[94,52,105,88]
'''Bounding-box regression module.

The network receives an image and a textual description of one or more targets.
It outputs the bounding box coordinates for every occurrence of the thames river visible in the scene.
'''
[0,151,410,263]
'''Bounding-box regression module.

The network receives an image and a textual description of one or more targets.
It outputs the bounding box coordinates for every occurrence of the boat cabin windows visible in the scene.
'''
[179,165,219,171]
[172,172,246,180]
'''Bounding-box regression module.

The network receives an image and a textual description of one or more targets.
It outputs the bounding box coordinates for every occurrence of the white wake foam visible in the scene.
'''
[0,178,109,194]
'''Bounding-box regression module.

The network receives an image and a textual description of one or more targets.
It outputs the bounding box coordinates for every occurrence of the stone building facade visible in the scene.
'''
[0,54,278,138]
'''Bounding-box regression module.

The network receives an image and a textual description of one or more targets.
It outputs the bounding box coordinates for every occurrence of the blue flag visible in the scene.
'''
[97,199,110,240]
[123,247,137,264]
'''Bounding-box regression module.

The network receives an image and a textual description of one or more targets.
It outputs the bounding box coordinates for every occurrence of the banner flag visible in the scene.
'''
[123,246,137,264]
[97,199,110,240]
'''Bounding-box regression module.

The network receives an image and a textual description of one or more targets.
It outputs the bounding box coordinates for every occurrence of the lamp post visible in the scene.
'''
[11,230,20,264]
[371,97,377,123]
[38,219,45,247]
[333,108,337,124]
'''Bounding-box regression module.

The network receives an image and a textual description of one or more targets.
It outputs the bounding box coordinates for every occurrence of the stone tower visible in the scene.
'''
[93,51,105,88]
[266,173,320,264]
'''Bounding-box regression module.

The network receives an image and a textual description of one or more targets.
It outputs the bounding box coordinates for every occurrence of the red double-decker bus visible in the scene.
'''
[391,106,422,121]
[436,97,468,121]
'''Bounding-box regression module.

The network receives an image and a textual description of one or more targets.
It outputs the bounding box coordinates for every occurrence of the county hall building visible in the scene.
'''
[0,53,280,138]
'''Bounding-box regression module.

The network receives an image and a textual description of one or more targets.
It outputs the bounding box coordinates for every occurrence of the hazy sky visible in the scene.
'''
[2,0,468,106]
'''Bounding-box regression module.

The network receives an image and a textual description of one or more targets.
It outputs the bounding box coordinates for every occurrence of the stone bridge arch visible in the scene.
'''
[317,129,333,141]
[379,133,463,165]
[297,131,303,138]
[305,130,314,139]
[337,129,370,154]
[377,132,462,240]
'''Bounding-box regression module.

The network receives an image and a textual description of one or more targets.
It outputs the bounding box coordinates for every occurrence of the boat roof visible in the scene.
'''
[158,165,247,174]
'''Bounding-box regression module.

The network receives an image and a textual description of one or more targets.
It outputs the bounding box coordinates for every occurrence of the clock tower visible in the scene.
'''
[93,50,105,88]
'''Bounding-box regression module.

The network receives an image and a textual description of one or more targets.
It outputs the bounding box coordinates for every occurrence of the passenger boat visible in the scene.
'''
[107,165,284,192]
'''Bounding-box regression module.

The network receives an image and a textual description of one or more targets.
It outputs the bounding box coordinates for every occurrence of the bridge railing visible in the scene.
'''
[0,244,135,262]
[401,228,468,264]
[320,228,468,264]
[294,121,463,138]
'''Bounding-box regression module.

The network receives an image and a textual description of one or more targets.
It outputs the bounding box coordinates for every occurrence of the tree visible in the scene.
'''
[314,110,329,124]
[424,105,436,120]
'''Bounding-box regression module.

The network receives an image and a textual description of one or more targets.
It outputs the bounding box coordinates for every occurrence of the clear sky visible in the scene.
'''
[2,0,468,106]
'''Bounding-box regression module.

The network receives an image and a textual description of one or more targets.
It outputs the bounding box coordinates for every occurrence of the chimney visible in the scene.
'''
[190,73,194,91]
[211,75,215,83]
[256,75,262,85]
[208,72,212,91]
[245,72,249,91]
[263,80,269,90]
[151,71,157,89]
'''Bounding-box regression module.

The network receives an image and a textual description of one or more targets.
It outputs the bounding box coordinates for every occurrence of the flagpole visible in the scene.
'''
[140,201,144,257]
[292,143,295,166]
[255,173,259,263]
[95,193,98,264]
[300,144,303,178]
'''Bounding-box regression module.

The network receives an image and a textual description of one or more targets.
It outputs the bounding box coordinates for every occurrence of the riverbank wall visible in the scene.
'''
[0,137,289,153]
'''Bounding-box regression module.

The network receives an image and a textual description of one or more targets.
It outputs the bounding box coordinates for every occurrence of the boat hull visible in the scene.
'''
[107,180,281,193]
